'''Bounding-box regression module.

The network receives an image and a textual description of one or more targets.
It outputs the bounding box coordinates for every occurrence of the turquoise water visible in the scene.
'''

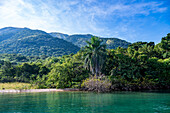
[0,91,170,113]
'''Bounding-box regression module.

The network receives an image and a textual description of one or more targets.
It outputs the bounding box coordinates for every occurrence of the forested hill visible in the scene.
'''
[0,27,130,57]
[50,33,131,49]
[0,27,80,56]
[0,27,29,42]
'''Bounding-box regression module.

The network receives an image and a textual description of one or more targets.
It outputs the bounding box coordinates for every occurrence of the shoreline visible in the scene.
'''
[0,88,169,93]
[0,88,80,93]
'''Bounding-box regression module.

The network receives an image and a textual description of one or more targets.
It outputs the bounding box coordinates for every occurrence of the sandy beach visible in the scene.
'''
[0,88,80,93]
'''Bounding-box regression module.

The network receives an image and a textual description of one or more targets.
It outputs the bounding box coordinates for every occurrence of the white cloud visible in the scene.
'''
[0,0,168,41]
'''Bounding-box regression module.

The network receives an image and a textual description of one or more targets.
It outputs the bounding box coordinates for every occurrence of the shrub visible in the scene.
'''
[81,76,111,92]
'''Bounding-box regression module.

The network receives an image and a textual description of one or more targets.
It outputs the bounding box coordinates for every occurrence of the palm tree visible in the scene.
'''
[82,36,106,76]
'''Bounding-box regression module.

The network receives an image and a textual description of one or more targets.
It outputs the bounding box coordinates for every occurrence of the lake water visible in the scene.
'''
[0,91,170,113]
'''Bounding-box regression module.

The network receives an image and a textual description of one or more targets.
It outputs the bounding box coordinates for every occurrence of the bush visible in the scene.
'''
[81,76,112,92]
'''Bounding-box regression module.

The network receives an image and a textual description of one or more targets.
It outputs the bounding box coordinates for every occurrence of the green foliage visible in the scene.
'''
[0,33,169,91]
[0,54,45,65]
[45,55,89,88]
[82,37,107,76]
[153,33,170,59]
[160,33,170,58]
[103,33,170,89]
[0,27,80,57]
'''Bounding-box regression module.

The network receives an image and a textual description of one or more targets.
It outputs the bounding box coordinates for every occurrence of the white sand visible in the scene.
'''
[0,88,79,93]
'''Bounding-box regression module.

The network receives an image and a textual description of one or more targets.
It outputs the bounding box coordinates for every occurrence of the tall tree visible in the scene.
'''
[82,36,106,76]
[160,33,170,58]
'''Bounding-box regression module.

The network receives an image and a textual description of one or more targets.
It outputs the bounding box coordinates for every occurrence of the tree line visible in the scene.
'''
[0,33,169,92]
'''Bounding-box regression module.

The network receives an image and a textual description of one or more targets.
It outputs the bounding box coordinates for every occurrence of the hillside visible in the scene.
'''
[50,33,131,49]
[49,32,69,40]
[0,27,80,56]
[0,27,29,42]
[0,53,45,65]
[0,27,131,57]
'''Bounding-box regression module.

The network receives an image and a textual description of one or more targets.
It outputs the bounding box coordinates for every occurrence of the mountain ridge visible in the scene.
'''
[0,27,80,56]
[0,27,131,56]
[50,32,131,49]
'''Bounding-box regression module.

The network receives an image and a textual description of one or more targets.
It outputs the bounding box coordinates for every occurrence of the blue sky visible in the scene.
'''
[0,0,169,43]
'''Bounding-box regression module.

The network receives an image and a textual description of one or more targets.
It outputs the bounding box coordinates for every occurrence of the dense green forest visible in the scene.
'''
[0,33,169,92]
[50,33,131,49]
[0,27,80,56]
[0,27,130,57]
[0,54,48,65]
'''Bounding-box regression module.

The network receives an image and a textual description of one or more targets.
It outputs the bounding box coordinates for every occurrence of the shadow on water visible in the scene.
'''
[108,89,170,94]
[134,89,170,93]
